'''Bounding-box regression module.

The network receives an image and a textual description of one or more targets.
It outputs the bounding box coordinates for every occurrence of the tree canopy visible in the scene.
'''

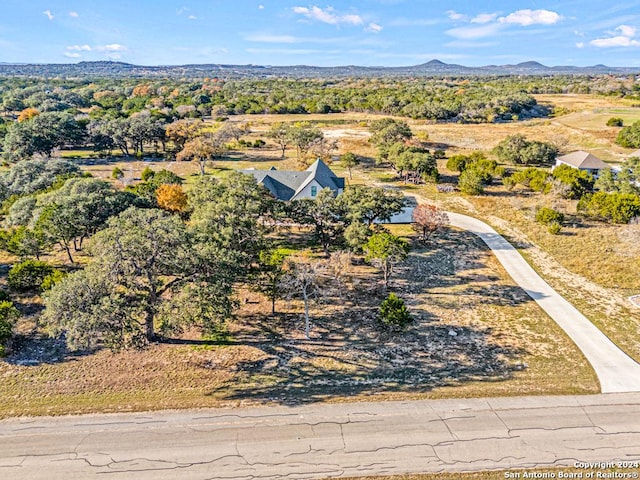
[616,121,640,148]
[494,134,558,166]
[43,207,237,350]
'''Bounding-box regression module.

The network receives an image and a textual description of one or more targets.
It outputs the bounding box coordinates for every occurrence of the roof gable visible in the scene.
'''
[241,159,344,201]
[292,159,344,199]
[557,151,610,170]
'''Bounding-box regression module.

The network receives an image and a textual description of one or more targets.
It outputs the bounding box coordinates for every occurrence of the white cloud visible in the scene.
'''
[67,45,92,51]
[188,15,197,20]
[65,44,132,59]
[446,10,466,21]
[292,6,363,26]
[367,22,383,33]
[499,9,561,26]
[617,25,636,37]
[69,11,79,18]
[590,24,640,48]
[43,10,54,21]
[576,42,585,48]
[96,44,128,52]
[258,4,265,9]
[471,13,498,24]
[446,23,502,39]
[591,36,640,47]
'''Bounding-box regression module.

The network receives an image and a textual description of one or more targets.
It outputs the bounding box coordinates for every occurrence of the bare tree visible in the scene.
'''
[412,204,449,242]
[267,123,291,158]
[280,254,326,339]
[309,137,338,163]
[218,122,243,142]
[327,250,353,299]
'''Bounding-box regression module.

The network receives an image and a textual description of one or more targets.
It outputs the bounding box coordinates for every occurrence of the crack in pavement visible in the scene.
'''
[5,395,640,478]
[192,413,300,421]
[579,404,606,434]
[74,420,166,427]
[284,445,328,458]
[11,426,45,432]
[435,411,459,441]
[508,425,599,434]
[0,456,26,469]
[284,418,378,428]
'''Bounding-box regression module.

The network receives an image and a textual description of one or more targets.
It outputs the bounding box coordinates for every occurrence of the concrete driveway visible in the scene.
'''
[448,211,640,393]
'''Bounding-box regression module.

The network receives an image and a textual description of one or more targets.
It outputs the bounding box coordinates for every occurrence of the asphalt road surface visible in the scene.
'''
[448,212,640,393]
[2,393,640,479]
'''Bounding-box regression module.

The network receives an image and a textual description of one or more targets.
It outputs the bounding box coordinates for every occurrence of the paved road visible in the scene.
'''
[2,394,640,479]
[448,212,640,393]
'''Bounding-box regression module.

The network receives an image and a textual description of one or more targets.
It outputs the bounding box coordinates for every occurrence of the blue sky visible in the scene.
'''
[1,1,640,67]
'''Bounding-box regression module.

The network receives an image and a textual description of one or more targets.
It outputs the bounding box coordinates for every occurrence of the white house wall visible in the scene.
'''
[292,179,324,200]
[376,206,415,224]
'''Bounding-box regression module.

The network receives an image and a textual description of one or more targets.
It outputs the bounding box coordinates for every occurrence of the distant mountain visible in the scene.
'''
[0,59,637,78]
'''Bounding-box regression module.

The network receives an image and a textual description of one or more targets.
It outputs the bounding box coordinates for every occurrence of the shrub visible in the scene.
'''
[607,117,623,127]
[0,290,10,302]
[535,207,564,226]
[458,168,484,195]
[112,167,124,179]
[8,260,55,291]
[468,159,503,185]
[446,155,469,172]
[40,270,67,291]
[379,293,412,330]
[506,167,551,193]
[578,192,640,224]
[616,121,640,148]
[547,222,562,235]
[552,164,594,199]
[141,166,155,181]
[0,300,20,356]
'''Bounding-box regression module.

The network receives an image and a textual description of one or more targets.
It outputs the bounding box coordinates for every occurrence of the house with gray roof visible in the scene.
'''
[241,159,345,201]
[554,151,610,178]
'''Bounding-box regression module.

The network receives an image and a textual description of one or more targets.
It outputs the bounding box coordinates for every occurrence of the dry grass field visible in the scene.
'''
[424,183,640,362]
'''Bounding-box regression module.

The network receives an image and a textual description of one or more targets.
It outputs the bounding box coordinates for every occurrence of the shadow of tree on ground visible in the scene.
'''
[207,229,531,405]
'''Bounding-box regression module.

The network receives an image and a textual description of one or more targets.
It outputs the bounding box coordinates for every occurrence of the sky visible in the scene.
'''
[1,1,640,67]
